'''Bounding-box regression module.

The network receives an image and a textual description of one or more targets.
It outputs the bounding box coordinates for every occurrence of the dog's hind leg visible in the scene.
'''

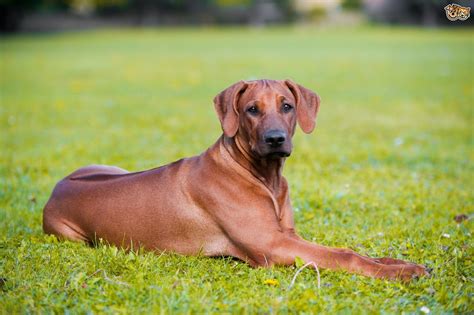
[43,203,90,244]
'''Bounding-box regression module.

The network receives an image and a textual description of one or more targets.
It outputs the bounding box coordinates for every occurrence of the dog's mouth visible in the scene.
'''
[265,151,291,159]
[253,141,292,159]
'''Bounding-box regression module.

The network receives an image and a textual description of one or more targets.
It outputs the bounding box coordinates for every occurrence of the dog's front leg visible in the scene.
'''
[265,237,429,281]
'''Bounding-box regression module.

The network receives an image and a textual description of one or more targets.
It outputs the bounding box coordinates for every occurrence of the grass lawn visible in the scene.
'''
[0,26,473,313]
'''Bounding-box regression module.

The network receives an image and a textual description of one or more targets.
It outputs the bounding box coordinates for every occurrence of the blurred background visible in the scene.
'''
[1,0,473,33]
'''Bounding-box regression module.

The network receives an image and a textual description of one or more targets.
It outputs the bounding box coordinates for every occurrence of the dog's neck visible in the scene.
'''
[222,135,285,195]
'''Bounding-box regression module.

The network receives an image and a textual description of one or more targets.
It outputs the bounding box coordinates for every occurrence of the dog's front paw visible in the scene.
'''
[381,264,431,281]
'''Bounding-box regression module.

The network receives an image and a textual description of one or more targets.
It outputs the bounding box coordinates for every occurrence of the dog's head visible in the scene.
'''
[214,79,320,159]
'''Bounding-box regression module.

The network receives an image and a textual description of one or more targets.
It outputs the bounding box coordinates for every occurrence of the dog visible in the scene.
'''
[43,79,429,281]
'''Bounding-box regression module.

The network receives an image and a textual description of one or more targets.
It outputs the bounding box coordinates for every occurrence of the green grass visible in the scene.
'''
[0,26,473,313]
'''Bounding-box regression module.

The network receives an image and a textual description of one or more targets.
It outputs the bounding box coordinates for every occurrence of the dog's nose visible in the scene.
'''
[264,130,286,147]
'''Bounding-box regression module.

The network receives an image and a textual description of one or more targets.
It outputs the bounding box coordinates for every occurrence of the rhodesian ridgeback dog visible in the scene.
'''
[43,79,429,281]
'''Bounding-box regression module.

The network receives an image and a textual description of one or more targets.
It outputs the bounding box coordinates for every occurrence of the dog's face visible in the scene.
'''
[236,81,298,158]
[214,79,320,159]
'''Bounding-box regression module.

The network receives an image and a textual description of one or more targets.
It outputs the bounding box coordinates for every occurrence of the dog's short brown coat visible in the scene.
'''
[43,79,429,280]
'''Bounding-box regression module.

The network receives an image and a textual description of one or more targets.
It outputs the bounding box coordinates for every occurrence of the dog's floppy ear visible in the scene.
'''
[284,80,321,134]
[213,81,248,137]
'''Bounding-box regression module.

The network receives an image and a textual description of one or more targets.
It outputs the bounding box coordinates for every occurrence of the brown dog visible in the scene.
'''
[43,79,429,281]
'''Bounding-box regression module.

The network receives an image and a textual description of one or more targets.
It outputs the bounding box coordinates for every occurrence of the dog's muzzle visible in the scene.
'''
[262,129,291,158]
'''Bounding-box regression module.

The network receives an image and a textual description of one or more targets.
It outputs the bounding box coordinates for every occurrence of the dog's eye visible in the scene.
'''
[246,106,259,115]
[282,103,293,113]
